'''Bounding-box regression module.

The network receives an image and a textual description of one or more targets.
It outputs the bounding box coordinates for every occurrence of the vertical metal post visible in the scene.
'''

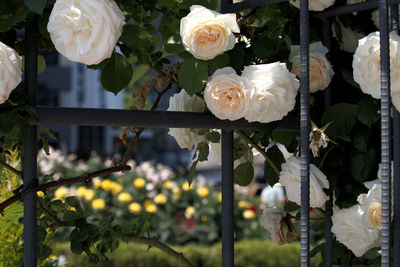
[300,0,310,265]
[322,18,333,267]
[221,129,234,267]
[24,18,38,267]
[391,5,400,266]
[379,0,392,265]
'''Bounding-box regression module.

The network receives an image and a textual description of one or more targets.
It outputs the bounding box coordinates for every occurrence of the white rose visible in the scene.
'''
[167,90,206,149]
[260,207,297,245]
[204,67,253,121]
[332,19,365,53]
[289,0,335,11]
[180,5,239,60]
[47,0,125,65]
[289,42,334,93]
[353,31,400,100]
[0,42,22,104]
[358,184,382,228]
[260,184,286,208]
[331,204,381,257]
[241,62,299,123]
[278,157,329,208]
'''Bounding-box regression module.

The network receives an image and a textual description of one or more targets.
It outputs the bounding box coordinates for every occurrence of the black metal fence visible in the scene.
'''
[21,0,400,266]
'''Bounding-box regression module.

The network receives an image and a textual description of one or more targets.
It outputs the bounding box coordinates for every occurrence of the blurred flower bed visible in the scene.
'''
[38,148,267,245]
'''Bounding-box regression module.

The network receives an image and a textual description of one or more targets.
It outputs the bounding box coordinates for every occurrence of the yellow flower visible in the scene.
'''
[54,187,68,198]
[218,192,222,202]
[163,180,172,189]
[110,183,122,195]
[101,179,113,191]
[75,186,86,197]
[243,210,256,220]
[182,181,193,191]
[133,178,146,189]
[68,207,76,211]
[172,187,181,200]
[129,202,142,214]
[118,192,132,203]
[146,203,158,213]
[84,189,95,201]
[37,191,45,198]
[51,197,63,202]
[92,198,105,210]
[143,200,152,207]
[154,194,167,205]
[93,179,101,188]
[201,215,207,222]
[238,200,251,209]
[197,187,209,197]
[185,206,195,219]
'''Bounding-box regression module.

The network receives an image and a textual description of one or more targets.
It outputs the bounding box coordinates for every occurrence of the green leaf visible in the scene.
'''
[24,0,46,14]
[357,97,380,127]
[120,24,154,53]
[352,129,370,152]
[38,244,51,260]
[284,202,300,213]
[38,55,46,74]
[70,239,83,255]
[321,103,357,137]
[272,131,297,148]
[264,145,285,186]
[350,149,377,181]
[251,35,274,59]
[129,64,149,88]
[310,243,325,258]
[341,69,360,89]
[65,196,81,208]
[234,162,254,186]
[187,160,198,186]
[365,247,381,260]
[206,131,220,143]
[178,58,208,95]
[208,54,229,69]
[101,53,133,95]
[197,142,209,161]
[159,0,177,8]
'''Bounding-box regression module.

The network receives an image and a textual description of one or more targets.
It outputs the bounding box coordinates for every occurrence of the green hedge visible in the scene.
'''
[55,240,322,267]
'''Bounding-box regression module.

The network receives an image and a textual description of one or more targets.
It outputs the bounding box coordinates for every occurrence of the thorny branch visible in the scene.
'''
[0,160,23,176]
[0,165,130,215]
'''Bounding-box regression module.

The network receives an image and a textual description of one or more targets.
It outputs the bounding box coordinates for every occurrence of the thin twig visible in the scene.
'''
[113,233,194,267]
[120,83,172,164]
[37,200,70,227]
[0,160,23,176]
[0,165,131,215]
[236,130,281,176]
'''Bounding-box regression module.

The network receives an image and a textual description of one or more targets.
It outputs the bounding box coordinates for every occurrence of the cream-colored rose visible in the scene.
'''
[331,204,381,257]
[289,42,334,93]
[260,207,297,245]
[357,184,382,228]
[332,19,365,53]
[167,90,206,149]
[204,67,253,121]
[47,0,125,65]
[278,157,329,208]
[289,0,335,11]
[180,5,239,60]
[353,31,400,100]
[0,42,22,104]
[241,62,299,123]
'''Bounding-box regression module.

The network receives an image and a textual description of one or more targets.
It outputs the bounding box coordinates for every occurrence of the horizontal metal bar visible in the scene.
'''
[32,106,298,131]
[221,0,288,13]
[316,0,400,19]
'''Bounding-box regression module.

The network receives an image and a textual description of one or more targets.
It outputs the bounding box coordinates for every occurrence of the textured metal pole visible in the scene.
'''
[391,5,400,266]
[300,0,310,265]
[379,0,392,265]
[24,19,38,267]
[322,18,333,267]
[221,129,234,267]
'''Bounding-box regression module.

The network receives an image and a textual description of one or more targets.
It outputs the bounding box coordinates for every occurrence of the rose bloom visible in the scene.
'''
[180,5,239,60]
[242,62,299,123]
[47,0,125,65]
[133,178,146,189]
[154,194,167,205]
[331,204,381,257]
[289,0,335,11]
[197,187,209,197]
[204,67,253,121]
[92,198,106,210]
[353,31,400,100]
[289,42,334,93]
[129,202,142,214]
[0,42,22,104]
[167,90,206,149]
[118,192,132,203]
[260,207,297,245]
[358,184,383,228]
[279,157,329,208]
